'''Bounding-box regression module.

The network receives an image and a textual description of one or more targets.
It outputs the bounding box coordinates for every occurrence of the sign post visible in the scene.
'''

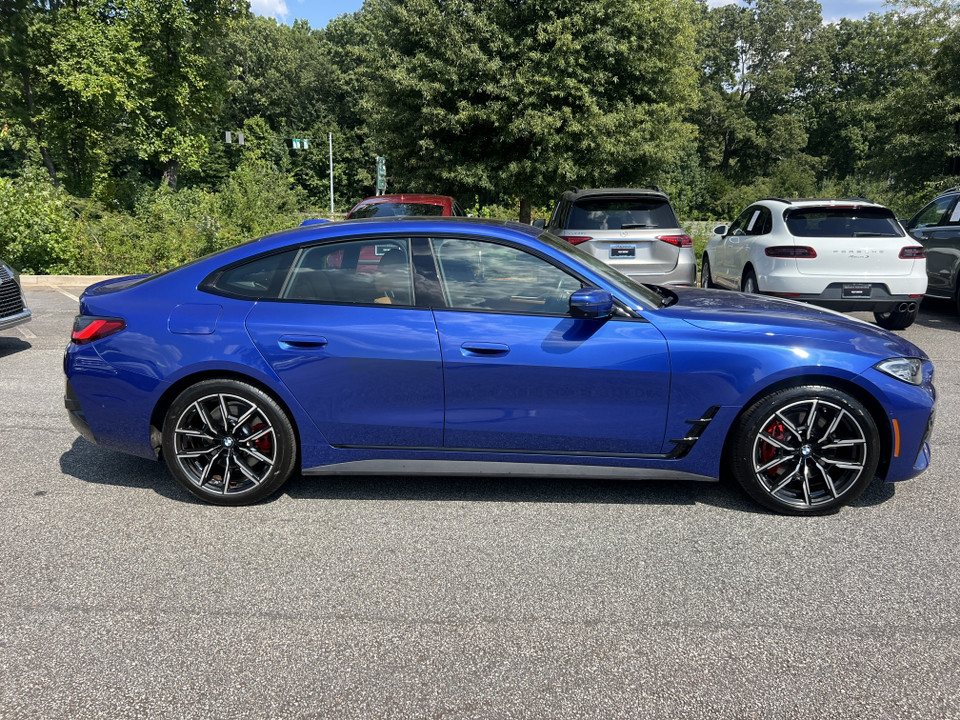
[376,157,386,195]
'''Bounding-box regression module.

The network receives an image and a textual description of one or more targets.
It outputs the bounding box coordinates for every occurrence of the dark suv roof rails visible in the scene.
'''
[936,186,960,197]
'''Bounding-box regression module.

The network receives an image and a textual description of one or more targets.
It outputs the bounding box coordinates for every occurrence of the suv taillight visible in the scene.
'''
[899,246,925,259]
[765,246,818,258]
[657,234,693,248]
[71,316,126,344]
[559,235,591,246]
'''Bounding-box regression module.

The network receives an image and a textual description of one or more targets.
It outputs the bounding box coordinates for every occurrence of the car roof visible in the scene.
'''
[935,186,960,198]
[755,197,888,209]
[351,194,455,206]
[561,187,669,201]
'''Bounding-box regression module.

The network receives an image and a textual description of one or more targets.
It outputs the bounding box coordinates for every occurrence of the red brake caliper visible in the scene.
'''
[760,421,787,476]
[250,423,273,454]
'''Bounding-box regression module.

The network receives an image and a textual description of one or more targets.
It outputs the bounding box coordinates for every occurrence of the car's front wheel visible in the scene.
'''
[162,379,298,505]
[874,305,919,330]
[700,256,716,288]
[729,386,880,515]
[741,269,759,294]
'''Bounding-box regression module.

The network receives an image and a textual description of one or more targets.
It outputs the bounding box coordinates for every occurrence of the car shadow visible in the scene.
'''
[59,437,192,503]
[913,297,960,331]
[0,336,31,358]
[59,437,897,514]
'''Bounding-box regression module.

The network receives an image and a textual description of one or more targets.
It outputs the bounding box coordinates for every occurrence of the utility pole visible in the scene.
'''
[329,133,334,215]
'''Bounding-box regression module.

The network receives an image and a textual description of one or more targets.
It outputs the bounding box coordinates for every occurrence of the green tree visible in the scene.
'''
[363,0,700,222]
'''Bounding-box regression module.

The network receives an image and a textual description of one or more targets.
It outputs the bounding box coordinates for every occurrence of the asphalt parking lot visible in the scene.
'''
[1,284,958,720]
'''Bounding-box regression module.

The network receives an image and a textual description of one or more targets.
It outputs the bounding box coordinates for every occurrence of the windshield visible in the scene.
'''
[351,202,445,219]
[784,207,904,237]
[537,230,663,308]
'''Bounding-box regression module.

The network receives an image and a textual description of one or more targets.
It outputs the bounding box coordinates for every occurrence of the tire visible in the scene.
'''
[729,385,880,515]
[700,256,716,288]
[741,268,759,294]
[161,379,298,506]
[874,305,919,330]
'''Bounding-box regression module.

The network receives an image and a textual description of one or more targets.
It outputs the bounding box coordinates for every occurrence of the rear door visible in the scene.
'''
[245,237,445,448]
[785,206,916,277]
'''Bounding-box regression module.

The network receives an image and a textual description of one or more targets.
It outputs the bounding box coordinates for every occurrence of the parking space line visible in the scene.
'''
[17,325,36,339]
[52,286,80,302]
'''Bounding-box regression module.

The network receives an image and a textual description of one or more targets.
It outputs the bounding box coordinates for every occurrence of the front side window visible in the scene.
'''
[430,237,582,315]
[785,207,904,237]
[282,238,412,305]
[910,196,956,229]
[728,207,756,236]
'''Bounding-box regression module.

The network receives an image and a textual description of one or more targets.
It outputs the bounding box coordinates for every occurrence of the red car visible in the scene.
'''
[346,194,467,219]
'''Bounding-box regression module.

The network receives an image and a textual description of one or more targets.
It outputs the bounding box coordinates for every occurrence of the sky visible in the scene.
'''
[250,0,893,31]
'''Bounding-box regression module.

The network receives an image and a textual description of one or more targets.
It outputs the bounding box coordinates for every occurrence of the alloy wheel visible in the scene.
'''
[172,392,277,496]
[750,397,869,510]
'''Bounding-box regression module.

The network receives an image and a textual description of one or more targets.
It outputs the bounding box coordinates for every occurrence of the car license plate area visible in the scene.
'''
[610,245,636,259]
[842,283,872,298]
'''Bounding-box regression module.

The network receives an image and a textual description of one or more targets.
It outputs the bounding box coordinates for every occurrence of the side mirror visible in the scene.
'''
[532,218,546,229]
[570,288,614,319]
[713,224,727,236]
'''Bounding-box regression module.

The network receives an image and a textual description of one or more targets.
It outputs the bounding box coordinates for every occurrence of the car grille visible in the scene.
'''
[0,270,25,319]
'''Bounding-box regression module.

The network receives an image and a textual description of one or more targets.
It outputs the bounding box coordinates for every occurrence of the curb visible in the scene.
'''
[19,275,121,286]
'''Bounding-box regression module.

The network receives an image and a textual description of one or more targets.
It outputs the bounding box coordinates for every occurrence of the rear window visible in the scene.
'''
[567,197,677,230]
[785,207,903,237]
[351,202,445,218]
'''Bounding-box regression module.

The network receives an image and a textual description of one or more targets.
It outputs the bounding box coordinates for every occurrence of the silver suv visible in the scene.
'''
[539,188,696,286]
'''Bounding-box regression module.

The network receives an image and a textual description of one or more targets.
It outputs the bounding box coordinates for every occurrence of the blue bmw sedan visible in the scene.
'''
[64,218,935,514]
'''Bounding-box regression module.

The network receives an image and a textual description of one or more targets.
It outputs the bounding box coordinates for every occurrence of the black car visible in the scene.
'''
[905,187,960,313]
[0,260,31,331]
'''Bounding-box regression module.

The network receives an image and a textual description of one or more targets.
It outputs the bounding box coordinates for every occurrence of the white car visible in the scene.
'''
[701,198,927,329]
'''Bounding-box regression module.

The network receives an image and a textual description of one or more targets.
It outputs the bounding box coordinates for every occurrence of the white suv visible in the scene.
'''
[701,198,927,329]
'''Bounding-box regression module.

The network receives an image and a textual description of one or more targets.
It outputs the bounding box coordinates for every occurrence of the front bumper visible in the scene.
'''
[0,307,31,331]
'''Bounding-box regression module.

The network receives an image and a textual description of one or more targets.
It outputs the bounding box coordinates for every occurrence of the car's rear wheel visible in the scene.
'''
[874,305,919,330]
[162,379,297,505]
[700,256,716,288]
[741,269,759,294]
[729,385,879,515]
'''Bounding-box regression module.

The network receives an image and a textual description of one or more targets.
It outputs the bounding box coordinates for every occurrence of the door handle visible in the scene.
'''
[460,342,510,357]
[278,334,328,350]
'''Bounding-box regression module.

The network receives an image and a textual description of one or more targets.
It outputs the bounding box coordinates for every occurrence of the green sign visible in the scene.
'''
[376,156,386,191]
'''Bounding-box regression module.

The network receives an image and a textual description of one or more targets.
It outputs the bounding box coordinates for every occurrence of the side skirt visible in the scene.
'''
[302,458,717,482]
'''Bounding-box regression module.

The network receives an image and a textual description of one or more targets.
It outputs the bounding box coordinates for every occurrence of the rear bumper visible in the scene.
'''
[762,282,925,313]
[64,379,96,444]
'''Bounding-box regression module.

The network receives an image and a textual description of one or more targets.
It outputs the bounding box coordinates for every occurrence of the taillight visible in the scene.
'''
[900,246,925,259]
[71,316,126,344]
[559,235,591,246]
[657,234,693,248]
[765,246,818,258]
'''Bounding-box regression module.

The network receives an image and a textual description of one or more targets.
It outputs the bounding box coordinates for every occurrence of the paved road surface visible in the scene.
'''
[0,285,957,719]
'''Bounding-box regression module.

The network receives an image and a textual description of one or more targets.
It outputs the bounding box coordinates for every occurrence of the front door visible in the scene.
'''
[429,236,670,455]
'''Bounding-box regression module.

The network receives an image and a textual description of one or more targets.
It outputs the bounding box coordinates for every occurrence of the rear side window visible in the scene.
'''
[282,238,412,306]
[209,250,297,299]
[784,207,904,237]
[566,197,677,230]
[350,202,445,218]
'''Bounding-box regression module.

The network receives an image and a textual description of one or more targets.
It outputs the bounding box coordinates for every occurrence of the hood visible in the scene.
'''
[664,287,926,360]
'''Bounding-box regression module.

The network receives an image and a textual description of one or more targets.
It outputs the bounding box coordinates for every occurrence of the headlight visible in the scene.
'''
[875,357,924,385]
